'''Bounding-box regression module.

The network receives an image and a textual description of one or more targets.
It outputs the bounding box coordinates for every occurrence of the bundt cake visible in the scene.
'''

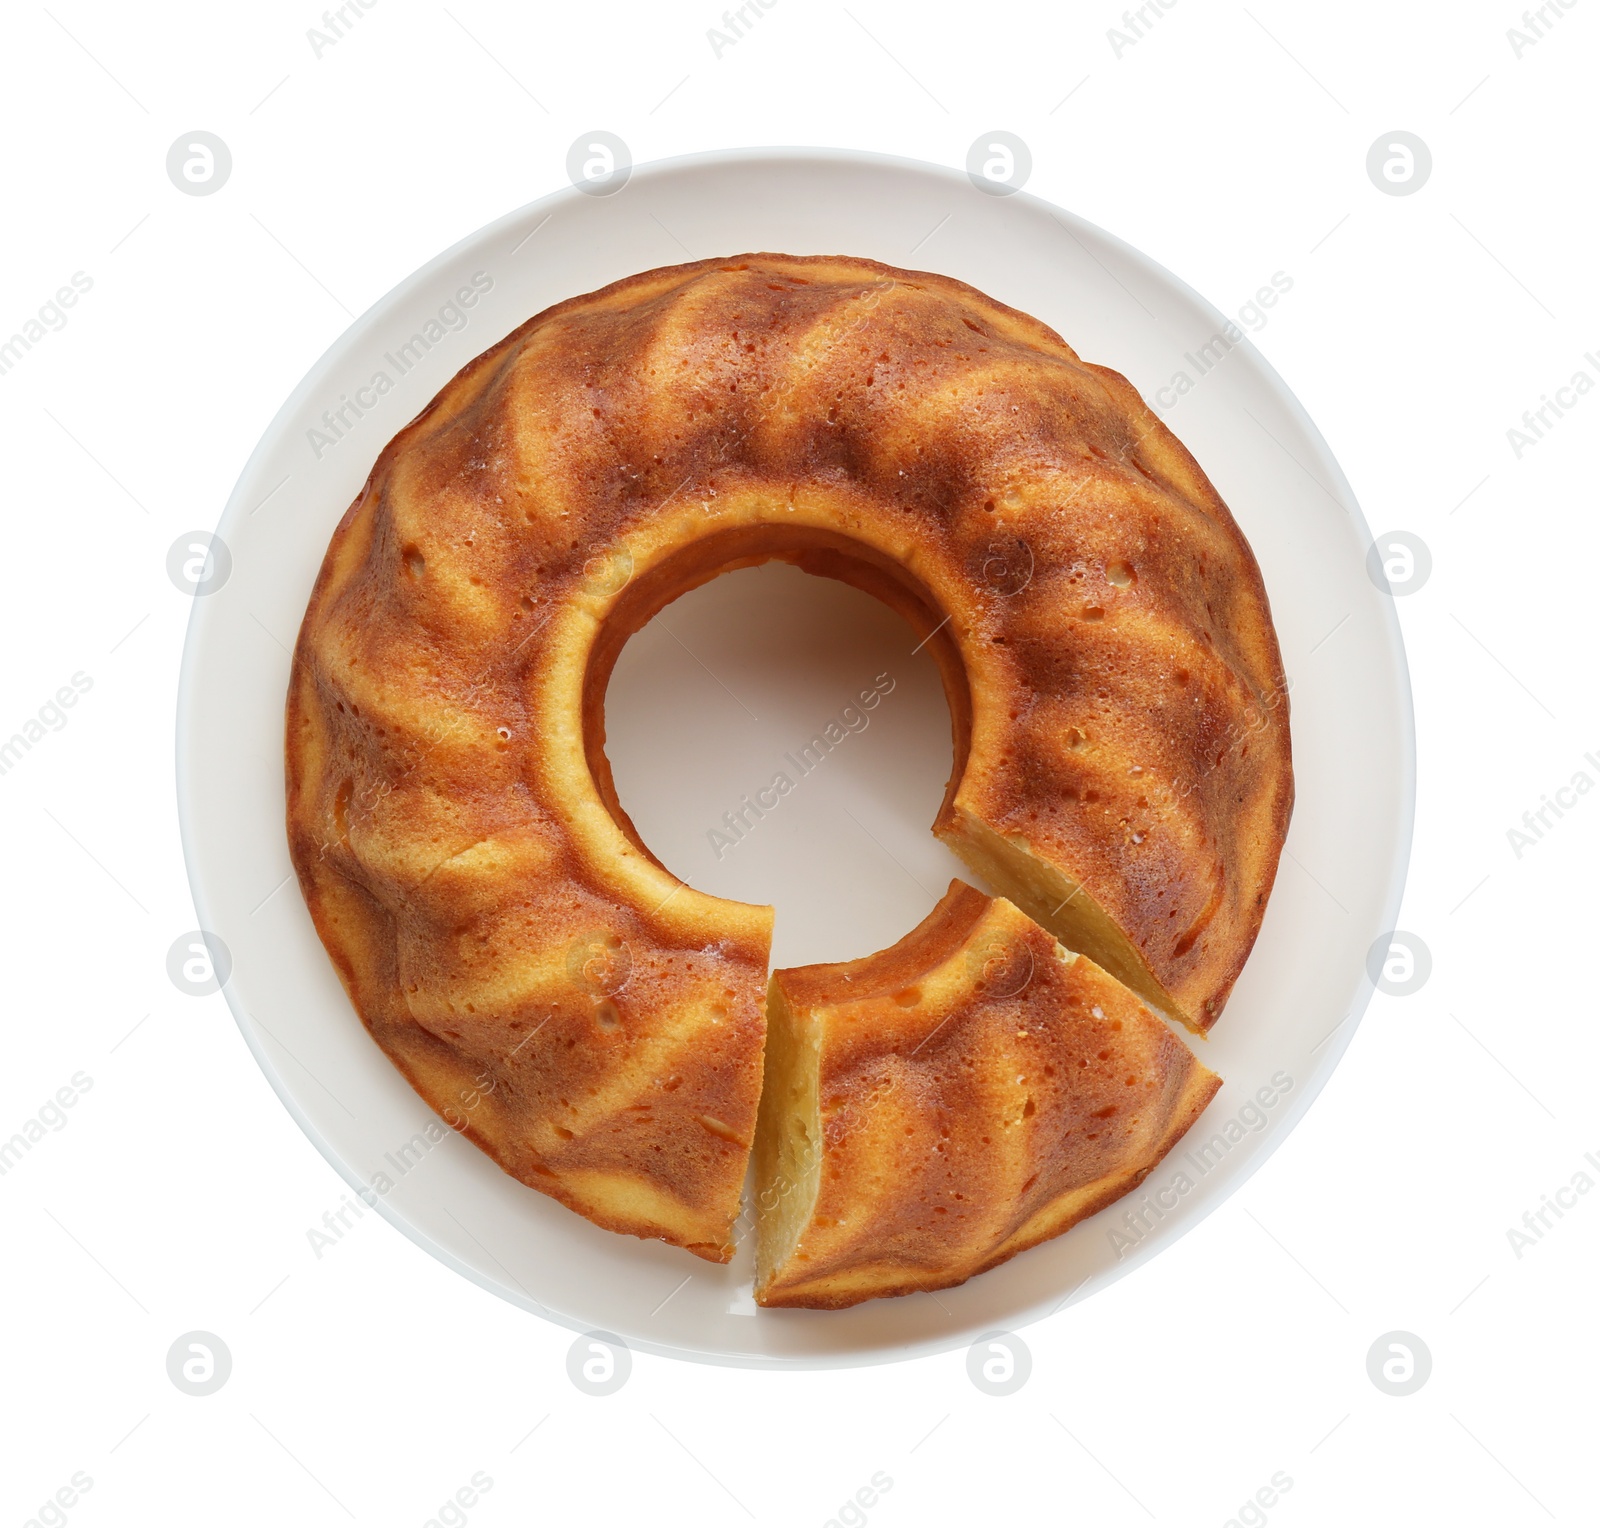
[286,252,1291,1282]
[755,883,1221,1308]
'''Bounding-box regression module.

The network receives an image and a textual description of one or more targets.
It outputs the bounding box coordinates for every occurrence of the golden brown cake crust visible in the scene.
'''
[286,252,1290,1262]
[755,884,1221,1308]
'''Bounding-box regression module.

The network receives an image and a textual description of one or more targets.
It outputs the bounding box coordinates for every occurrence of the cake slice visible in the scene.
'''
[753,882,1220,1308]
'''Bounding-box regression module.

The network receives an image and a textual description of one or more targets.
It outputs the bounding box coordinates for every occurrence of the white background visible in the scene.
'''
[1,2,1595,1524]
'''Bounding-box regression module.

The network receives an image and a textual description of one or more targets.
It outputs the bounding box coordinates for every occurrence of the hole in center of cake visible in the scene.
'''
[604,561,971,967]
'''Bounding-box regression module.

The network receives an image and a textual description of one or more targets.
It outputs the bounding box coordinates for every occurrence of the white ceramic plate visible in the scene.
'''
[176,148,1413,1368]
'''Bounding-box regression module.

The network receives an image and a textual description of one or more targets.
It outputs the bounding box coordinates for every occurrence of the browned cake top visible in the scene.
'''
[759,886,1219,1306]
[287,251,1289,1256]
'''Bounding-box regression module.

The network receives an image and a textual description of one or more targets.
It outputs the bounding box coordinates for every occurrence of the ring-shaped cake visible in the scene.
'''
[286,253,1292,1303]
